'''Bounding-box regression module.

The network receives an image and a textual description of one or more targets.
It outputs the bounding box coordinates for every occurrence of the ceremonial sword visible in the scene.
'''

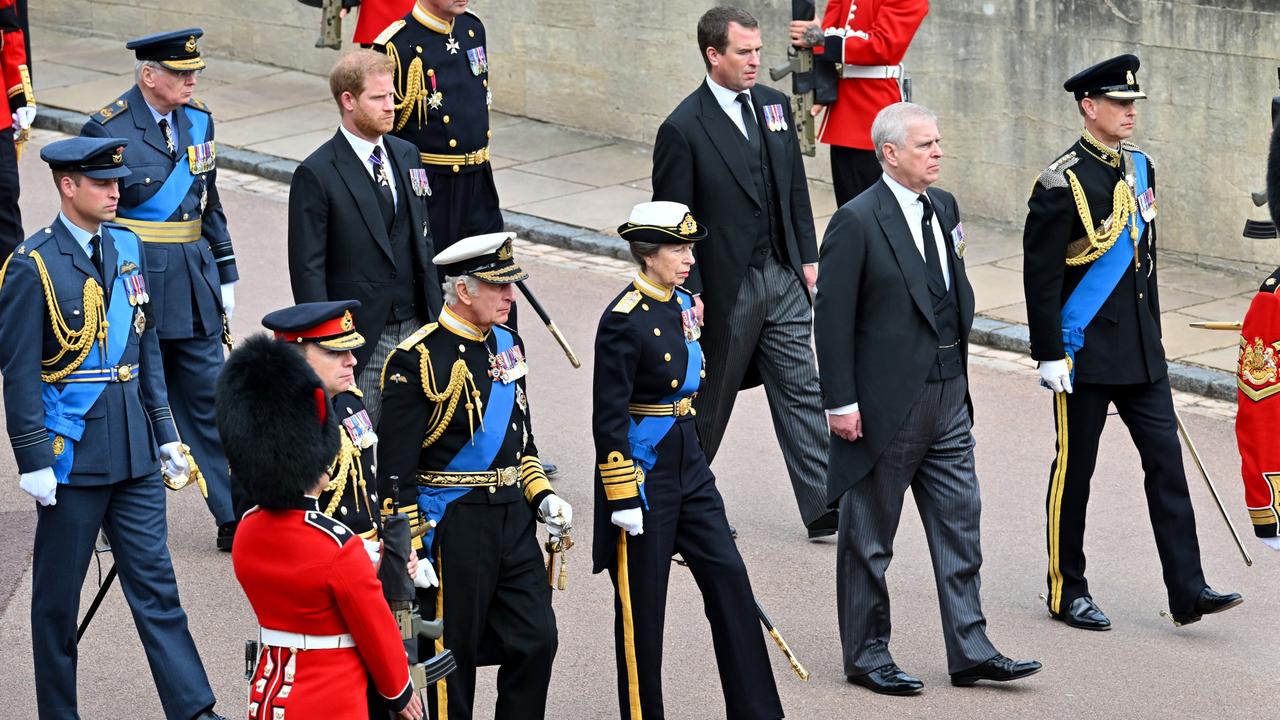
[515,280,580,368]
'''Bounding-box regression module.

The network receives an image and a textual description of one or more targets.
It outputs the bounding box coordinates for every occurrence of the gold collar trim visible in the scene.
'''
[1080,129,1121,168]
[634,272,673,302]
[440,305,486,341]
[413,2,454,35]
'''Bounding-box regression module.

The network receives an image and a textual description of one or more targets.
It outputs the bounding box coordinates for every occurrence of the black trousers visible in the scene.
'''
[0,126,23,260]
[425,166,503,279]
[608,419,782,720]
[1044,376,1207,617]
[829,145,881,208]
[424,497,557,720]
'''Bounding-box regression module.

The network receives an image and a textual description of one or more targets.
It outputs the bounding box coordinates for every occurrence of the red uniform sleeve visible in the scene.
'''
[328,540,416,710]
[1,1,30,117]
[1236,289,1280,538]
[824,0,928,67]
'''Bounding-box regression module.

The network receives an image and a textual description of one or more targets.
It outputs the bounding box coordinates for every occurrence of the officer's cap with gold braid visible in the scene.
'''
[40,136,132,179]
[262,300,366,352]
[1064,54,1146,102]
[434,232,528,284]
[126,28,206,72]
[617,201,707,244]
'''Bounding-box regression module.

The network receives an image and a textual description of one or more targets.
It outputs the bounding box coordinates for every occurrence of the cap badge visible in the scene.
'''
[678,213,698,236]
[1126,70,1135,85]
[341,310,354,331]
[185,35,198,52]
[112,147,124,164]
[497,239,513,261]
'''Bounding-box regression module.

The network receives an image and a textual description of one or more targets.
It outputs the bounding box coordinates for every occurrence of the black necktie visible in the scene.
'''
[89,234,104,279]
[918,194,946,295]
[735,92,757,144]
[158,117,176,158]
[370,146,395,226]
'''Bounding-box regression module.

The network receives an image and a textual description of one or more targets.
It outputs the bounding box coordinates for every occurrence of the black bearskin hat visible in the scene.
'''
[1269,122,1280,230]
[216,333,340,510]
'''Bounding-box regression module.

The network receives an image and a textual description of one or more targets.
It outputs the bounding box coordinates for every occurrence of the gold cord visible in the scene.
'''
[387,43,427,133]
[6,251,109,382]
[1064,172,1138,267]
[417,347,484,449]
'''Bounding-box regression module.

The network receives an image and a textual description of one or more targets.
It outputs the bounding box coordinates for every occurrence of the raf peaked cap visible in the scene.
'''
[40,136,131,179]
[126,28,206,71]
[434,232,529,284]
[617,201,707,244]
[262,300,366,351]
[1064,54,1146,101]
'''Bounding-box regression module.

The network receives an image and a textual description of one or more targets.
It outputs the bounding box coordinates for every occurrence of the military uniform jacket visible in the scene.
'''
[1022,135,1165,385]
[317,388,388,540]
[0,219,178,483]
[591,275,704,571]
[234,500,414,717]
[375,6,491,175]
[377,306,554,554]
[1236,266,1280,538]
[82,85,237,340]
[0,0,31,132]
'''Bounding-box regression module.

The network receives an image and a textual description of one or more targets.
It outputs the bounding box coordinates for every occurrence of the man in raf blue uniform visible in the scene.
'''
[81,28,238,549]
[0,137,227,720]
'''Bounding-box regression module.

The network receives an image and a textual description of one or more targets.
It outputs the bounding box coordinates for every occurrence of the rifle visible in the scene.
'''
[317,0,343,49]
[380,513,457,689]
[768,0,836,157]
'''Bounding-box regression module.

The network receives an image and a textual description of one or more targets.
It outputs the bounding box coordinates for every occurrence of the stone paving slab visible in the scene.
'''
[967,264,1026,313]
[29,61,117,92]
[510,183,651,232]
[490,118,613,163]
[194,71,331,123]
[493,168,594,208]
[215,99,338,148]
[517,142,652,188]
[243,127,333,163]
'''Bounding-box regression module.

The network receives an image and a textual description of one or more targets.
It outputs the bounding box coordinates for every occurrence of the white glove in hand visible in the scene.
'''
[413,560,439,589]
[159,442,189,481]
[19,467,57,506]
[1038,358,1073,394]
[1259,536,1280,552]
[362,538,382,564]
[220,283,236,321]
[13,105,35,130]
[539,494,573,537]
[611,508,644,536]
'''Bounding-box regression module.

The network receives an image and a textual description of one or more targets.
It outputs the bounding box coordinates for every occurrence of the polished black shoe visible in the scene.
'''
[216,521,237,553]
[806,510,839,540]
[847,663,924,696]
[191,709,230,720]
[1171,587,1243,627]
[1050,596,1111,631]
[542,460,559,476]
[950,654,1042,687]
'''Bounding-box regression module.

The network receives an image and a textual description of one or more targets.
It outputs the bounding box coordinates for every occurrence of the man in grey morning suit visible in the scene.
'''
[814,102,1041,695]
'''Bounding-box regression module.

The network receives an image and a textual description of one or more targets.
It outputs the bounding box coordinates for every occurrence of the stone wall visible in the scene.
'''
[31,0,1280,264]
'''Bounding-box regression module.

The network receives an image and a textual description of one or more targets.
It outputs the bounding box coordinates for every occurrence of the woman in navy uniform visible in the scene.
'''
[218,333,424,720]
[591,202,783,720]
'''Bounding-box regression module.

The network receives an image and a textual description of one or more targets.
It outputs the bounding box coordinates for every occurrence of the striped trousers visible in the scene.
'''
[358,317,422,426]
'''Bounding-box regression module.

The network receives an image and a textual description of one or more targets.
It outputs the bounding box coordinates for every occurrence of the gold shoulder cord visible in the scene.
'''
[0,251,107,381]
[417,346,485,448]
[386,43,427,133]
[324,431,369,517]
[1064,170,1138,267]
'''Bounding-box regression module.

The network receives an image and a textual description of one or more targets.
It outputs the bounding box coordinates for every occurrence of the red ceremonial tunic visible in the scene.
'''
[1236,275,1280,539]
[0,0,31,132]
[233,503,414,719]
[352,0,415,45]
[816,0,928,150]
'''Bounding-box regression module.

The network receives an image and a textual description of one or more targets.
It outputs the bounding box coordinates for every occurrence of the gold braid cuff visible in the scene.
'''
[599,451,642,501]
[520,455,553,503]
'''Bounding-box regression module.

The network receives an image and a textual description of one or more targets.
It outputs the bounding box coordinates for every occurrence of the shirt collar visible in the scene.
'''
[633,272,673,302]
[705,75,749,112]
[338,124,387,166]
[143,99,173,128]
[440,304,487,342]
[881,172,928,213]
[412,1,453,34]
[57,212,98,255]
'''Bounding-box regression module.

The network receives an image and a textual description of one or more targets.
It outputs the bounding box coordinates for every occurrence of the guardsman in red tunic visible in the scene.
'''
[0,0,35,258]
[351,0,415,45]
[1236,130,1280,553]
[218,334,424,720]
[791,0,928,206]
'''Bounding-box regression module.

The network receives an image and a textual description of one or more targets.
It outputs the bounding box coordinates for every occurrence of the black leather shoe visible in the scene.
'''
[216,521,237,553]
[542,460,559,476]
[191,709,229,720]
[950,654,1042,687]
[806,510,839,540]
[1171,587,1243,626]
[847,663,924,696]
[1050,596,1111,631]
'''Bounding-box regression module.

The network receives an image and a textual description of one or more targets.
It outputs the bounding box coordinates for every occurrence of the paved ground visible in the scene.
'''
[25,24,1271,383]
[2,129,1278,719]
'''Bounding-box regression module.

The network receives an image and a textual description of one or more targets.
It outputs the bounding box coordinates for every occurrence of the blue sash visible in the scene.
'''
[119,109,208,222]
[43,228,142,484]
[418,326,518,550]
[1059,151,1150,377]
[627,291,703,510]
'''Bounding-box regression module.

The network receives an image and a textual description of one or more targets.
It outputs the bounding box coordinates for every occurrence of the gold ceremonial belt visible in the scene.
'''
[61,363,140,383]
[629,396,696,417]
[420,146,491,171]
[417,465,519,488]
[115,217,202,244]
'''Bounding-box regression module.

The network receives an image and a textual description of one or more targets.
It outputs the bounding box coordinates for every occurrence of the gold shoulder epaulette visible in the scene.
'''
[346,385,364,398]
[1037,151,1079,190]
[373,19,407,45]
[612,289,642,314]
[185,97,211,114]
[396,321,438,351]
[92,97,129,123]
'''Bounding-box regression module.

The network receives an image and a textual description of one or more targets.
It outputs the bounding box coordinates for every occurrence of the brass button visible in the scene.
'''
[427,68,435,77]
[671,379,679,388]
[486,130,492,139]
[489,486,496,494]
[443,115,451,124]
[676,297,683,305]
[700,370,706,378]
[452,164,460,173]
[449,139,458,148]
[653,328,661,336]
[1138,292,1144,299]
[1267,278,1277,287]
[182,212,189,220]
[144,177,152,184]
[415,45,423,54]
[483,79,488,88]
[664,353,671,362]
[468,29,475,37]
[458,345,466,352]
[641,303,649,311]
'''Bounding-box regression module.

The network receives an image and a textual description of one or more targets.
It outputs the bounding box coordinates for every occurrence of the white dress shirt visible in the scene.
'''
[705,75,754,139]
[58,212,100,260]
[339,125,398,206]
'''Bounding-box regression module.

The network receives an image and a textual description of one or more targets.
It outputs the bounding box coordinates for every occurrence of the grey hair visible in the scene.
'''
[871,102,938,163]
[628,241,663,270]
[134,59,165,84]
[442,275,480,306]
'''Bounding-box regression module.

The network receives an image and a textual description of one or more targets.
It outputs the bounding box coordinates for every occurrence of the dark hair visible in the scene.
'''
[697,6,759,71]
[628,240,663,270]
[216,333,340,510]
